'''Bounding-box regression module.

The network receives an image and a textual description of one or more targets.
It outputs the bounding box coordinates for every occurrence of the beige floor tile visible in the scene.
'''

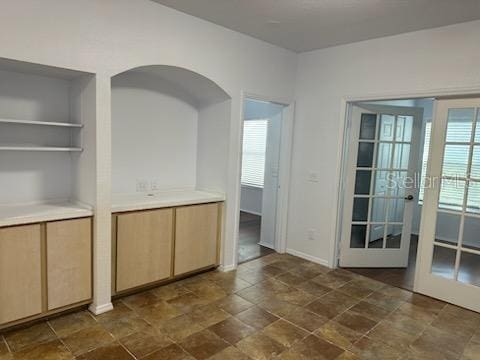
[48,311,97,338]
[76,343,134,360]
[206,346,252,359]
[347,301,391,322]
[137,300,184,326]
[179,329,230,360]
[262,319,309,348]
[235,306,279,330]
[306,291,359,319]
[214,294,255,315]
[281,306,329,333]
[119,330,172,358]
[208,317,257,344]
[158,314,204,342]
[94,302,135,324]
[152,283,192,301]
[363,291,404,312]
[367,321,417,351]
[10,339,73,360]
[60,324,114,356]
[333,311,377,335]
[284,334,344,360]
[314,320,363,349]
[4,322,57,352]
[236,333,285,360]
[350,336,403,360]
[189,303,231,328]
[142,344,195,359]
[100,315,154,339]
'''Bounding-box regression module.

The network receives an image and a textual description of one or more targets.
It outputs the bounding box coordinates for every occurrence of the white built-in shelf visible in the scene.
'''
[0,146,83,152]
[0,118,83,128]
[0,201,93,227]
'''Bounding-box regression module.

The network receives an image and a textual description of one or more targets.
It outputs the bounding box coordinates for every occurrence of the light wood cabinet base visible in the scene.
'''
[0,299,91,332]
[112,202,222,295]
[0,217,92,329]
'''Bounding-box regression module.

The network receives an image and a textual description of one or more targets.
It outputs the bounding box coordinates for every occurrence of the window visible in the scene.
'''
[419,120,473,209]
[241,119,268,188]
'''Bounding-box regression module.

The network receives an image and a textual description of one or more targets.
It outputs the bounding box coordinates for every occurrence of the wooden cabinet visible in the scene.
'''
[174,203,219,276]
[113,202,221,293]
[0,218,92,328]
[0,225,42,325]
[116,209,173,292]
[46,218,92,310]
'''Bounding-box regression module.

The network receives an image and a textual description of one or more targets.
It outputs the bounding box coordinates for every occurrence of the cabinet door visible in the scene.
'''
[47,218,92,310]
[116,209,173,292]
[0,224,42,324]
[174,203,219,276]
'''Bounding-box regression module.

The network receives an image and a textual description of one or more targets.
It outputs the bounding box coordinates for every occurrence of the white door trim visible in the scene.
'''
[233,91,295,267]
[334,86,480,270]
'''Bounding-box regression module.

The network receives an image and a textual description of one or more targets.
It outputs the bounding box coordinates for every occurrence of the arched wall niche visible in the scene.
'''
[111,64,232,197]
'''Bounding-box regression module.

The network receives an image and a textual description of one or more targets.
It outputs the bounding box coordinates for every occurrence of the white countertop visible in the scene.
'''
[0,201,93,227]
[112,190,225,213]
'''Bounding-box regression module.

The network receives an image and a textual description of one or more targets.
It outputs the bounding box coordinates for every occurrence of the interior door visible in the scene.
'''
[340,104,423,267]
[260,110,283,248]
[416,98,480,313]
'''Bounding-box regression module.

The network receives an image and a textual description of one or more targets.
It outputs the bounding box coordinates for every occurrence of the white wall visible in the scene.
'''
[0,69,73,204]
[0,0,297,311]
[291,20,480,266]
[240,186,263,215]
[111,71,198,194]
[196,99,231,193]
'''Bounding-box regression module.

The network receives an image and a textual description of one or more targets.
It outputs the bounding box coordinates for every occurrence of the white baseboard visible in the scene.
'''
[286,248,330,268]
[258,241,274,250]
[89,302,114,315]
[219,264,236,272]
[240,209,262,216]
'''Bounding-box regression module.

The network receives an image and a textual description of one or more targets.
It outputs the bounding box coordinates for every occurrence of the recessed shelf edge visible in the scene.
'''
[0,118,83,128]
[0,146,83,152]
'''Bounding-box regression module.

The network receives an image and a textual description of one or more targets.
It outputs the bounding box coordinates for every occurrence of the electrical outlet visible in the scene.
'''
[307,229,317,241]
[136,179,149,192]
[151,180,160,191]
[308,172,320,183]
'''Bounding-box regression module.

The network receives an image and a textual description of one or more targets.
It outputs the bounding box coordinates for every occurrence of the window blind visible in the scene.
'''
[419,121,473,209]
[241,119,268,188]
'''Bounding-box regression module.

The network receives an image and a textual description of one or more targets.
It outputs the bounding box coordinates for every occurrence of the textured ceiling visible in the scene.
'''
[151,0,480,52]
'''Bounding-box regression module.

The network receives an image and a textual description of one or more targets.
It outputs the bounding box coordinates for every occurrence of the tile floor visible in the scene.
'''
[1,252,480,359]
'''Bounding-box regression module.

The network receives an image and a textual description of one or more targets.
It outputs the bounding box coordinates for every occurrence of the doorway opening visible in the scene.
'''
[340,98,434,291]
[238,98,286,263]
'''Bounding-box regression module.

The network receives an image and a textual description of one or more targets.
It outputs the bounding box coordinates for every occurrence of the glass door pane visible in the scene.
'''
[350,111,414,250]
[341,103,423,268]
[429,107,480,288]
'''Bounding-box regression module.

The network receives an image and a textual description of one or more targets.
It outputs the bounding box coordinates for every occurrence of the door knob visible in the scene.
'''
[404,195,414,201]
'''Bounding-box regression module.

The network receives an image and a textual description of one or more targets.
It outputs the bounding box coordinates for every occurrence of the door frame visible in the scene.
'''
[333,87,480,290]
[234,91,295,267]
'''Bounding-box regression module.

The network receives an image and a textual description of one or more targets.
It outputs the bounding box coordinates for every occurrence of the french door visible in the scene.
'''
[416,98,480,312]
[340,104,423,267]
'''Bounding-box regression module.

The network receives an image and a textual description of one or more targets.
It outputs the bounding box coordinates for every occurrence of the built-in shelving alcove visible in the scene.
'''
[111,65,232,211]
[0,58,96,224]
